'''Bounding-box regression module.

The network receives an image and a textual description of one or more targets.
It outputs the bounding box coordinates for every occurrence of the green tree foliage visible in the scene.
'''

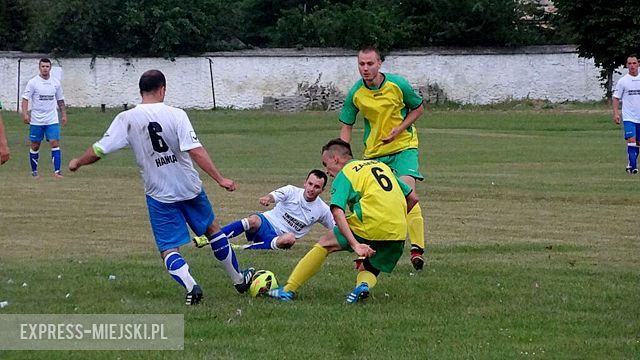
[269,1,411,51]
[399,0,561,47]
[23,0,243,57]
[266,0,559,49]
[9,0,571,56]
[554,0,640,97]
[0,0,29,50]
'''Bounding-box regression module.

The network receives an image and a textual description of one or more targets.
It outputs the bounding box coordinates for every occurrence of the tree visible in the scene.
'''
[554,0,640,98]
[0,0,29,50]
[22,0,244,57]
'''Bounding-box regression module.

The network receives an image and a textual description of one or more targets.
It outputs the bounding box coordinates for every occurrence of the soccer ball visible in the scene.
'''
[249,270,278,297]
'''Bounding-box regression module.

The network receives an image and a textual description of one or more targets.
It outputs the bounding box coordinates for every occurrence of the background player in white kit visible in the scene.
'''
[68,69,254,305]
[612,54,640,174]
[22,58,67,178]
[194,170,335,250]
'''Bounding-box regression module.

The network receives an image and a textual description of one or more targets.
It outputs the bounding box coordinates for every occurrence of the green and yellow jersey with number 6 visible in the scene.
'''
[330,159,412,241]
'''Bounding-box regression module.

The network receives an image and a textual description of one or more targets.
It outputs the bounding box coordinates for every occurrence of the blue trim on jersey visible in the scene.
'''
[246,213,278,243]
[146,191,215,252]
[623,121,640,140]
[29,124,60,142]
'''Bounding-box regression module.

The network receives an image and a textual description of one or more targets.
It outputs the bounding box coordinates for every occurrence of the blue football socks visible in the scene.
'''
[29,149,39,175]
[164,252,197,292]
[627,143,638,170]
[52,147,61,174]
[243,237,279,250]
[221,219,248,239]
[209,231,243,284]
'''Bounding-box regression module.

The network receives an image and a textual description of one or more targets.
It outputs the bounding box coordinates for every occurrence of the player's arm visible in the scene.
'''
[612,97,621,125]
[21,99,30,124]
[340,124,353,143]
[331,206,375,258]
[338,85,359,143]
[68,145,101,171]
[382,103,424,144]
[188,146,236,192]
[259,194,275,206]
[0,118,9,165]
[57,100,67,126]
[21,81,34,124]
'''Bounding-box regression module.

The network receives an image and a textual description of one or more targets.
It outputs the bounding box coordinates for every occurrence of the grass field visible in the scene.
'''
[0,105,638,359]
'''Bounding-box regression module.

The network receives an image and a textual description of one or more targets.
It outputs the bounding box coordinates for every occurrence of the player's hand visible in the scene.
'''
[259,195,272,206]
[353,243,376,258]
[68,158,80,172]
[382,127,401,144]
[613,114,621,125]
[218,178,236,192]
[0,150,9,165]
[22,114,30,124]
[61,114,68,127]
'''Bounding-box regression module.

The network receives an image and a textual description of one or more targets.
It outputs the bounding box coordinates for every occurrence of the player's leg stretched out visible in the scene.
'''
[268,243,330,300]
[205,229,255,293]
[152,192,254,305]
[267,229,390,304]
[162,250,202,305]
[197,214,291,250]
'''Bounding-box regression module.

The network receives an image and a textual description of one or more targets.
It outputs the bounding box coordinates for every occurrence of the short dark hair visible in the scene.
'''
[39,58,51,65]
[322,138,353,158]
[307,169,328,189]
[359,46,384,62]
[628,53,638,59]
[139,69,166,93]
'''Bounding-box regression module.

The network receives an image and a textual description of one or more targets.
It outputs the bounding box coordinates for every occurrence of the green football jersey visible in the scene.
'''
[339,73,423,159]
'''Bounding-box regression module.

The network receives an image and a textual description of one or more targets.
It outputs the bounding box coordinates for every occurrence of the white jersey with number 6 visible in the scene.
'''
[94,103,203,203]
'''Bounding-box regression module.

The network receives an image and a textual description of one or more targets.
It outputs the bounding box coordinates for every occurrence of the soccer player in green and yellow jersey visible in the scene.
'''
[267,138,419,303]
[339,46,427,270]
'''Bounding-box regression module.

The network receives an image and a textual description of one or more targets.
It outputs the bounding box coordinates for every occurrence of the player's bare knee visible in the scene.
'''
[277,234,296,249]
[206,222,221,237]
[247,215,262,230]
[318,234,341,253]
[160,248,179,259]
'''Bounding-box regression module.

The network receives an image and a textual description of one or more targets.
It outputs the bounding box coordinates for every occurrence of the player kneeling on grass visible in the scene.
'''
[194,169,335,250]
[268,138,418,303]
[68,69,254,305]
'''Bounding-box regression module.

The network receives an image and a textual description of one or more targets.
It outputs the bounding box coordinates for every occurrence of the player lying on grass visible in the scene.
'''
[267,138,419,303]
[193,170,335,250]
[68,69,254,305]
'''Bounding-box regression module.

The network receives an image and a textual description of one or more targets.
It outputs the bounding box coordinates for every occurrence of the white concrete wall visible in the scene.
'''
[0,47,620,111]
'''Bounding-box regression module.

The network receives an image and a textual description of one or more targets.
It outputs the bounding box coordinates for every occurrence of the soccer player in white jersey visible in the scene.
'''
[22,58,67,179]
[195,170,335,250]
[68,69,254,305]
[613,54,640,174]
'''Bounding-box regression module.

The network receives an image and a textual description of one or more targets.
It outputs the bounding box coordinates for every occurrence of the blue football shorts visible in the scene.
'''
[146,191,215,252]
[245,213,278,243]
[623,121,640,140]
[29,124,60,142]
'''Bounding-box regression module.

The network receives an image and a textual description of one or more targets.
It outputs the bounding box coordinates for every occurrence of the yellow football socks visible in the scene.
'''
[407,203,425,250]
[356,270,377,289]
[283,244,328,293]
